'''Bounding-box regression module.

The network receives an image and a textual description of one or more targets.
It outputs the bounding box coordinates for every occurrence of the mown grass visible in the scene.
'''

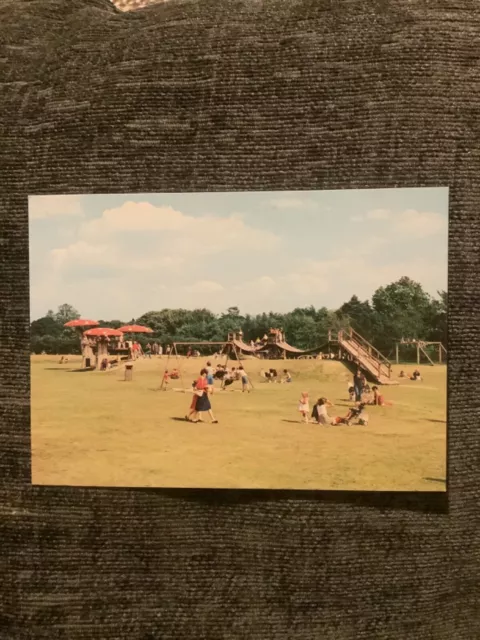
[31,355,446,491]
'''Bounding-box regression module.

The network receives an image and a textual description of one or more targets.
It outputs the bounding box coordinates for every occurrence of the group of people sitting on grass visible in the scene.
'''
[399,369,422,381]
[297,393,370,426]
[260,368,292,383]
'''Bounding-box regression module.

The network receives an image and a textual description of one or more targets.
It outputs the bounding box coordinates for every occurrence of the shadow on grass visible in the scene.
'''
[43,367,94,373]
[427,419,446,424]
[424,477,446,484]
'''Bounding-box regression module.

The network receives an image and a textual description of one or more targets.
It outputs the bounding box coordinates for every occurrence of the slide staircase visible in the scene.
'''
[333,329,397,385]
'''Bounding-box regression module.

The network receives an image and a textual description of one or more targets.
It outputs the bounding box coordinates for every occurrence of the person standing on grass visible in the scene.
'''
[145,343,152,358]
[205,360,215,393]
[353,369,363,403]
[298,392,310,423]
[238,365,250,393]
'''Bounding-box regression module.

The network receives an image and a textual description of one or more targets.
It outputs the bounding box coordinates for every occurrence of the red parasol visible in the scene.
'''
[83,327,124,338]
[64,319,99,329]
[118,324,153,334]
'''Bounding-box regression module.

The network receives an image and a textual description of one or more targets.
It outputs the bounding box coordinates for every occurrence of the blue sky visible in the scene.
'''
[29,188,448,321]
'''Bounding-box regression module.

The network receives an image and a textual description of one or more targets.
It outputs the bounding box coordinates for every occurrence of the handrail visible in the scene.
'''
[338,328,392,379]
[339,329,391,367]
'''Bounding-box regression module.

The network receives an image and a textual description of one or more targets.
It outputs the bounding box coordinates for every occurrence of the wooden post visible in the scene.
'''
[416,343,420,365]
[124,364,133,381]
[438,343,442,364]
[395,343,399,365]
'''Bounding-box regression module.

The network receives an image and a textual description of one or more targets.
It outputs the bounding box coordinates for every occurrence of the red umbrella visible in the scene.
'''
[64,319,99,329]
[83,327,124,338]
[118,324,153,334]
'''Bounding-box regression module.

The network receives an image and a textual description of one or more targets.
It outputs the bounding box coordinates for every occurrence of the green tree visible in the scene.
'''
[371,277,433,350]
[54,303,80,326]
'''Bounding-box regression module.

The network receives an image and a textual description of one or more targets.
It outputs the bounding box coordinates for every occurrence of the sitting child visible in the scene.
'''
[347,383,355,401]
[369,385,393,407]
[282,369,292,383]
[170,368,180,380]
[410,369,422,381]
[343,403,369,426]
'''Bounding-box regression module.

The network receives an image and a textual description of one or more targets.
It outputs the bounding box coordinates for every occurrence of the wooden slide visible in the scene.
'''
[335,329,398,385]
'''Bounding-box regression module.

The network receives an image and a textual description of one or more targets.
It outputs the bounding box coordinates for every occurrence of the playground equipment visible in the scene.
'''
[227,331,260,355]
[64,318,100,368]
[395,338,447,366]
[329,328,397,385]
[255,328,305,359]
[83,327,124,369]
[159,335,258,391]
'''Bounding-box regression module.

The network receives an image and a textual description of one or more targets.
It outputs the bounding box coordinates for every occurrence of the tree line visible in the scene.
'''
[30,277,447,360]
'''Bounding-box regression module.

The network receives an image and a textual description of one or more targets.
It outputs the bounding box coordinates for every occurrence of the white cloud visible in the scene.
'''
[49,240,183,273]
[234,275,277,292]
[366,209,391,220]
[80,202,280,257]
[350,208,446,239]
[186,280,224,293]
[29,195,83,220]
[269,196,315,210]
[393,209,447,238]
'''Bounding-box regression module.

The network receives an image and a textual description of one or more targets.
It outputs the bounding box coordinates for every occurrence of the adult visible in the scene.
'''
[188,368,218,423]
[353,369,363,403]
[312,398,334,425]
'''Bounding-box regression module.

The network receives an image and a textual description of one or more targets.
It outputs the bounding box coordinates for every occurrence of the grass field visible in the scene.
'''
[30,355,446,491]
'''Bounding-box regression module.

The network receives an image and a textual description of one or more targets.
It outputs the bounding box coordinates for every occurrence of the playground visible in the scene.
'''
[31,349,446,491]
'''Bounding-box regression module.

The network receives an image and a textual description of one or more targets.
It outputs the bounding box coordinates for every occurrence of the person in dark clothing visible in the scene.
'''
[353,370,363,402]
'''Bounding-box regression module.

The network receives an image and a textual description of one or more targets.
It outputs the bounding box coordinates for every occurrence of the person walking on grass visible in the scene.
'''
[298,392,310,423]
[186,369,218,423]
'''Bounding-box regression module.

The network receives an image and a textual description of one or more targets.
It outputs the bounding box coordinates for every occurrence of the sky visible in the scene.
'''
[29,188,449,321]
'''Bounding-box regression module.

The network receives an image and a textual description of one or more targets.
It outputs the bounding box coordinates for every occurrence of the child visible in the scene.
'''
[205,361,215,392]
[162,370,170,390]
[370,386,393,407]
[239,365,250,393]
[298,392,310,423]
[343,403,369,426]
[347,383,355,401]
[282,369,292,383]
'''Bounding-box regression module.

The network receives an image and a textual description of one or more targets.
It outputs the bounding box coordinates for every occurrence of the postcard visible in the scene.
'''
[29,188,448,490]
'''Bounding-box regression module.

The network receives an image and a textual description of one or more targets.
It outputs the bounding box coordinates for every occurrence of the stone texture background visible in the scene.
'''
[1,0,479,638]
